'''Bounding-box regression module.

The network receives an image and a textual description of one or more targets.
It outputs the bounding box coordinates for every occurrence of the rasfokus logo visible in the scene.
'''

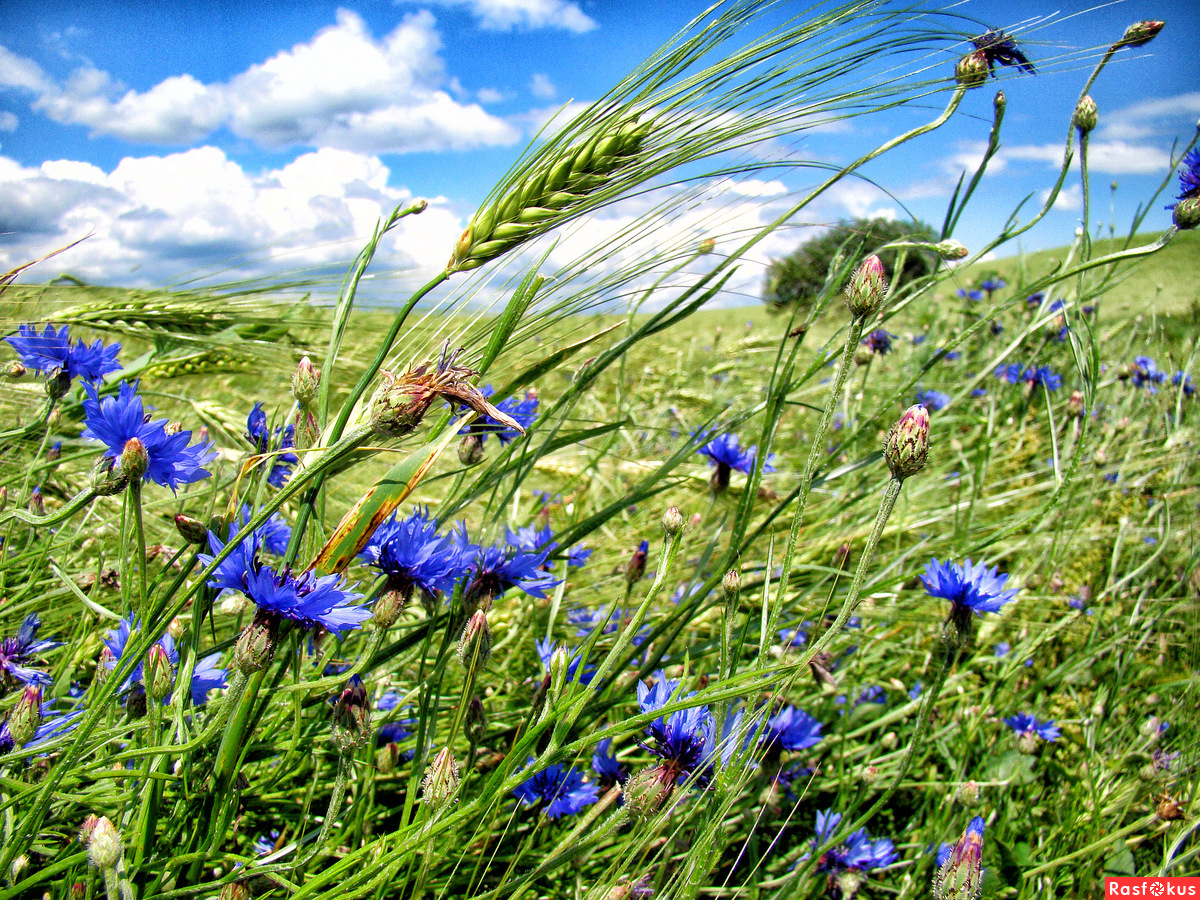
[1106,878,1200,896]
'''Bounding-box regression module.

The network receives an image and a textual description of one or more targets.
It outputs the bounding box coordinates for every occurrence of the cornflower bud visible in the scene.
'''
[881,731,897,750]
[5,360,25,378]
[372,588,407,631]
[624,540,649,585]
[8,685,43,747]
[119,437,149,483]
[422,747,460,811]
[883,405,930,480]
[145,644,174,703]
[291,356,320,407]
[1073,96,1098,134]
[219,883,250,900]
[45,368,71,400]
[1173,197,1200,231]
[0,485,7,511]
[933,817,985,900]
[697,237,716,254]
[10,855,28,885]
[935,239,969,260]
[331,674,371,753]
[174,513,209,545]
[722,568,741,603]
[458,432,485,466]
[90,456,129,497]
[85,816,123,870]
[854,346,873,367]
[1067,390,1085,418]
[168,618,186,641]
[466,697,488,746]
[376,743,401,775]
[955,51,990,89]
[1115,20,1165,49]
[457,609,492,675]
[956,780,981,806]
[844,255,888,319]
[124,684,148,720]
[46,441,61,463]
[234,612,279,674]
[27,486,43,516]
[661,506,684,537]
[622,766,673,820]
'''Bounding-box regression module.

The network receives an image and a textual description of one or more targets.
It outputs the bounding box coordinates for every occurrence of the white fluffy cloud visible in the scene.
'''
[0,147,465,288]
[1097,92,1200,142]
[403,0,596,33]
[0,10,519,153]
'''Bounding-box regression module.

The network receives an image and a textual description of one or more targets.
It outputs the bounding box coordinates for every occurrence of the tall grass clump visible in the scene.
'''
[0,4,1196,900]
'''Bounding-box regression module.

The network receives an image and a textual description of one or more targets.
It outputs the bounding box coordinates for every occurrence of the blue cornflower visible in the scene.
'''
[810,809,898,874]
[995,363,1061,392]
[1173,371,1195,396]
[989,320,1004,336]
[1003,711,1060,743]
[82,381,216,491]
[246,403,297,488]
[536,639,596,686]
[916,389,951,411]
[102,613,226,707]
[697,433,776,493]
[375,693,417,756]
[637,673,713,782]
[512,759,599,818]
[994,642,1010,657]
[0,614,59,687]
[778,623,809,649]
[361,507,472,602]
[981,277,1006,293]
[956,288,983,301]
[861,330,895,355]
[921,558,1019,623]
[567,605,623,637]
[592,738,626,786]
[940,349,962,362]
[1166,148,1200,210]
[1130,356,1167,392]
[463,542,561,607]
[241,564,369,636]
[758,705,823,753]
[911,334,928,345]
[460,385,539,445]
[5,324,121,384]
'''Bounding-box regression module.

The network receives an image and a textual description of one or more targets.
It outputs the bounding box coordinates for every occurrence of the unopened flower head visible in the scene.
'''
[331,674,371,753]
[291,356,320,406]
[883,405,930,480]
[933,816,985,900]
[1073,96,1098,134]
[844,255,888,318]
[624,540,649,585]
[422,747,460,811]
[1115,20,1165,49]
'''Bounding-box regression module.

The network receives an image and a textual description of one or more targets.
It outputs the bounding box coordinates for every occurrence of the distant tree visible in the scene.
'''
[763,217,938,312]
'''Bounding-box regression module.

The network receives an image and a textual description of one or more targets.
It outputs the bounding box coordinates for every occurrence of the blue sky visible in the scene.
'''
[0,0,1195,305]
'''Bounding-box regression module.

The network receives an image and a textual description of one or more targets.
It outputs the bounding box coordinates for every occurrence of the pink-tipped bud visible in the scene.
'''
[844,255,888,318]
[5,361,25,379]
[291,356,320,407]
[332,674,371,753]
[883,405,930,479]
[85,816,122,870]
[933,817,985,900]
[119,437,149,483]
[722,568,741,603]
[1067,390,1085,418]
[955,51,990,89]
[457,609,492,675]
[8,685,43,747]
[1115,20,1165,49]
[145,644,174,703]
[422,747,460,811]
[697,237,716,254]
[661,506,684,537]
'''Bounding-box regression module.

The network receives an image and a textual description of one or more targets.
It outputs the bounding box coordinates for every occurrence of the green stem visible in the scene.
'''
[129,480,148,617]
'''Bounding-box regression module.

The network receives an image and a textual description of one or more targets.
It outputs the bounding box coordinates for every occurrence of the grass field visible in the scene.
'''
[0,4,1197,899]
